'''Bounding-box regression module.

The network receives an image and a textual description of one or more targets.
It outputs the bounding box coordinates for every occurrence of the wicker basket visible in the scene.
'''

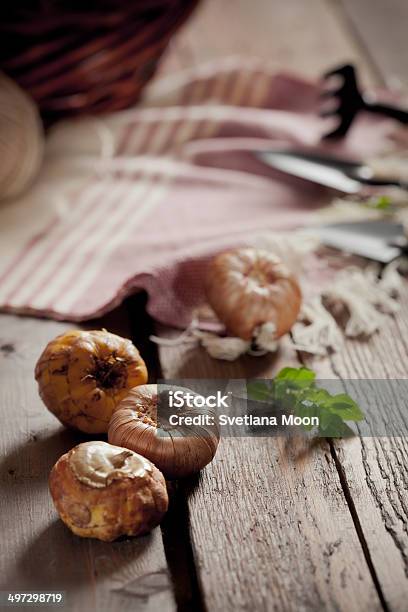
[0,0,199,123]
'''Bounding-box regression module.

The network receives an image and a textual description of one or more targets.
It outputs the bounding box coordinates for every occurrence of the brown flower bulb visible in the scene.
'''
[35,330,148,434]
[108,384,220,479]
[49,441,168,541]
[205,247,302,341]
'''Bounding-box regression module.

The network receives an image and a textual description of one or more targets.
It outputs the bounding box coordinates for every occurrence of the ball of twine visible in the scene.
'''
[0,73,44,202]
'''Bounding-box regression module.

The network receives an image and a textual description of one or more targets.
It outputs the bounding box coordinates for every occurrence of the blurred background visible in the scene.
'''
[0,0,406,126]
[160,0,406,86]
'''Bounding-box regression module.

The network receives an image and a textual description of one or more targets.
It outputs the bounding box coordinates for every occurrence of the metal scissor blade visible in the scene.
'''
[256,150,366,194]
[316,220,405,263]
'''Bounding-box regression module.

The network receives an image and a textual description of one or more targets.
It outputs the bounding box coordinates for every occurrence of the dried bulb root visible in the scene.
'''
[49,441,168,541]
[35,330,148,433]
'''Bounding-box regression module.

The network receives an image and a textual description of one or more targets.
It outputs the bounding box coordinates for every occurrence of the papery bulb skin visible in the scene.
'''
[205,248,302,340]
[35,330,148,433]
[49,441,168,541]
[108,384,219,479]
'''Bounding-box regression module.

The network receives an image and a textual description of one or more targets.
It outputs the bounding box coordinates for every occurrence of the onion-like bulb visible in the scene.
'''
[49,441,168,541]
[205,247,301,341]
[35,330,148,434]
[108,384,219,479]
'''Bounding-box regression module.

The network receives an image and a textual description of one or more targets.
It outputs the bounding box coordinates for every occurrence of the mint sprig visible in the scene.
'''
[247,367,364,437]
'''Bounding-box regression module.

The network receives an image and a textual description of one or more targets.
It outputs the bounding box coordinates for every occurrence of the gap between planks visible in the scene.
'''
[126,293,207,612]
[307,0,408,608]
[0,303,178,612]
[295,346,391,612]
[301,283,408,612]
[155,329,385,611]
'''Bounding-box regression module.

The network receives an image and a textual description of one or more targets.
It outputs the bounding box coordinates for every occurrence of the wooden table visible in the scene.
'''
[1,1,407,611]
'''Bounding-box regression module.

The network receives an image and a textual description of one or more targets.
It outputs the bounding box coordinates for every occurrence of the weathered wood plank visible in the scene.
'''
[338,0,408,86]
[157,334,382,611]
[300,0,408,605]
[303,282,408,611]
[0,312,175,612]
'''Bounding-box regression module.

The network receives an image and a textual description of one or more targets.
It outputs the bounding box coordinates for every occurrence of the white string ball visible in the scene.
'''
[0,72,44,202]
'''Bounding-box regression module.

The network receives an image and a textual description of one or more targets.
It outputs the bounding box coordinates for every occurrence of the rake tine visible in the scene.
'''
[319,108,340,119]
[323,63,355,80]
[322,114,355,139]
[319,88,341,100]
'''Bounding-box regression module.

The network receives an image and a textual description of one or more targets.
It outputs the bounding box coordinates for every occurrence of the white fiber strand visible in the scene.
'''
[253,322,278,353]
[378,258,403,297]
[291,297,343,356]
[323,264,400,338]
[194,332,250,361]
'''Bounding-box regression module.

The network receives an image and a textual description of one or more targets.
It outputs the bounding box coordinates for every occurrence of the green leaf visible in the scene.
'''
[246,366,365,439]
[282,368,364,436]
[327,393,365,421]
[294,399,321,431]
[275,367,316,386]
[299,388,331,404]
[273,367,316,410]
[246,381,273,403]
[318,411,355,438]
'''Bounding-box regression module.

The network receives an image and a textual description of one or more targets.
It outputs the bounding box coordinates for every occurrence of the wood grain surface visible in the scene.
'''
[157,337,382,611]
[0,312,176,612]
[302,285,408,611]
[1,1,407,611]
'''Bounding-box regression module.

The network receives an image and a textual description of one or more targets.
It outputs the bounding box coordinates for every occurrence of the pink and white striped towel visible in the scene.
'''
[0,59,396,327]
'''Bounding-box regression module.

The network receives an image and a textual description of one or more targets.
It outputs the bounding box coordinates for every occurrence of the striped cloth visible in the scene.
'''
[0,59,394,327]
